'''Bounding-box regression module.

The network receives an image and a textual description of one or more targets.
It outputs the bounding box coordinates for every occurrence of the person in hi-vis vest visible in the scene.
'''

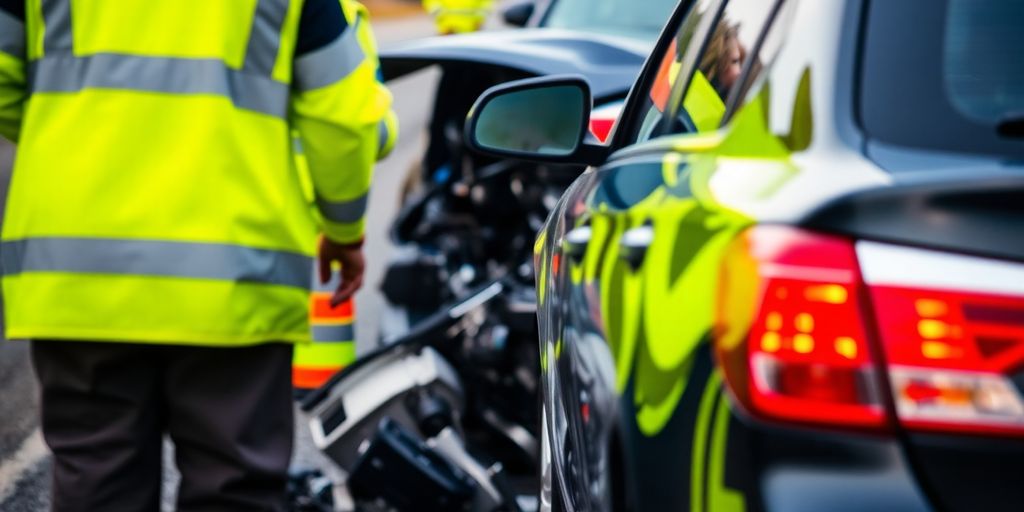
[0,0,393,509]
[293,0,398,394]
[423,0,494,34]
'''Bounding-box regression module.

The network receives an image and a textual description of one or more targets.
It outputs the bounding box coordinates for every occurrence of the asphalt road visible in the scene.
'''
[0,14,441,511]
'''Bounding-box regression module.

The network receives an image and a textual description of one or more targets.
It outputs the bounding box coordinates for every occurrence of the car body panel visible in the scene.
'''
[534,143,938,511]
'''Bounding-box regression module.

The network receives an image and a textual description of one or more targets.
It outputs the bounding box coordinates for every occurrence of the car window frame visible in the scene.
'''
[611,0,789,151]
[719,0,788,122]
[659,0,787,136]
[655,0,729,137]
[532,0,557,27]
[607,0,702,150]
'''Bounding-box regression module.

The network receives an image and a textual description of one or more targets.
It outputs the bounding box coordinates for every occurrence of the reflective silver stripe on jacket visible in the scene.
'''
[31,0,291,117]
[41,0,71,51]
[378,117,391,156]
[312,324,355,343]
[0,9,24,57]
[1,238,313,290]
[293,18,365,91]
[244,0,290,76]
[29,53,290,118]
[316,192,368,224]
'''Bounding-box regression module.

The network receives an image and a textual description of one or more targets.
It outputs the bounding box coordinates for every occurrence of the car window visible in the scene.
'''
[944,1,1024,124]
[660,0,779,137]
[861,0,1024,158]
[623,0,781,145]
[543,0,679,42]
[623,0,724,144]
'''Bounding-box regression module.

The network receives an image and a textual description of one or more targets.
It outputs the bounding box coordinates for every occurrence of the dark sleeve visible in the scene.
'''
[0,0,25,19]
[295,0,348,57]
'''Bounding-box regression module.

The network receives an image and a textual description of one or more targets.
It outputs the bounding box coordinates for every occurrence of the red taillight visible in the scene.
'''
[863,250,1024,436]
[717,226,1024,437]
[716,226,887,431]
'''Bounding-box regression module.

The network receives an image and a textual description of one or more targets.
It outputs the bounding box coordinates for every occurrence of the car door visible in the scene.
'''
[536,0,794,510]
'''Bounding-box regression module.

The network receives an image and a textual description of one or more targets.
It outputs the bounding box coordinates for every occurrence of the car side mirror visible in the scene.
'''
[502,2,535,27]
[466,76,609,166]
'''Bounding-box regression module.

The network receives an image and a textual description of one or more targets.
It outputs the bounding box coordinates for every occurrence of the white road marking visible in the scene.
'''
[0,428,49,503]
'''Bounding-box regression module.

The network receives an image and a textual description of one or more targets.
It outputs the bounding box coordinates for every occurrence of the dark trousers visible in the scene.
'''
[31,340,295,512]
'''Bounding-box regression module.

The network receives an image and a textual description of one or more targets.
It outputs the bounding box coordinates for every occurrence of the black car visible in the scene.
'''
[464,0,1024,510]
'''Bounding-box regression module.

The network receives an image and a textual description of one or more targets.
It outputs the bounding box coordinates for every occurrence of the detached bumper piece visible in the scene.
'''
[348,418,476,511]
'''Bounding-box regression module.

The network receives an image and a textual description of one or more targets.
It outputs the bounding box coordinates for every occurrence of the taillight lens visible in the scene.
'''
[867,272,1024,435]
[716,226,887,430]
[717,226,1024,437]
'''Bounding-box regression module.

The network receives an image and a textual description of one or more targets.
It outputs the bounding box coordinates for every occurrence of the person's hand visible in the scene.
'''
[318,237,365,307]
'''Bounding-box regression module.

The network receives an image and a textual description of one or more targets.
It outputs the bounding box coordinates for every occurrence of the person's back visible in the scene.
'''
[5,0,382,342]
[0,0,393,509]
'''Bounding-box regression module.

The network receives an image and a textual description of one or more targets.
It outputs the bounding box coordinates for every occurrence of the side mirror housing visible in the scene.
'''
[502,2,536,27]
[465,75,609,166]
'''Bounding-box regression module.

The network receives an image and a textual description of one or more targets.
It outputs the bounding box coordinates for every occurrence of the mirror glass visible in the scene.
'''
[474,85,586,156]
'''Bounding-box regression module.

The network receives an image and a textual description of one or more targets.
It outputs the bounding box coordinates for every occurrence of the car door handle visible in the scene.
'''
[563,225,592,263]
[620,224,654,270]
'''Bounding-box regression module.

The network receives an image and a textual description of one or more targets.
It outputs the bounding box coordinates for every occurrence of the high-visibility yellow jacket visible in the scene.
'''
[0,0,393,346]
[292,0,396,388]
[423,0,493,34]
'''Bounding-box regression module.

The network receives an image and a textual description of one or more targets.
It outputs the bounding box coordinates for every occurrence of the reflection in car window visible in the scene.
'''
[667,0,776,135]
[628,0,779,144]
[591,162,666,211]
[629,0,721,143]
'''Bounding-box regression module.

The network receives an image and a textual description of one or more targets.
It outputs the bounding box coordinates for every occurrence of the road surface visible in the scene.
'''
[0,13,444,510]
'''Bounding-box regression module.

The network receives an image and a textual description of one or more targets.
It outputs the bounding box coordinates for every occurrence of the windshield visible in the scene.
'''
[542,0,678,41]
[860,0,1024,157]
